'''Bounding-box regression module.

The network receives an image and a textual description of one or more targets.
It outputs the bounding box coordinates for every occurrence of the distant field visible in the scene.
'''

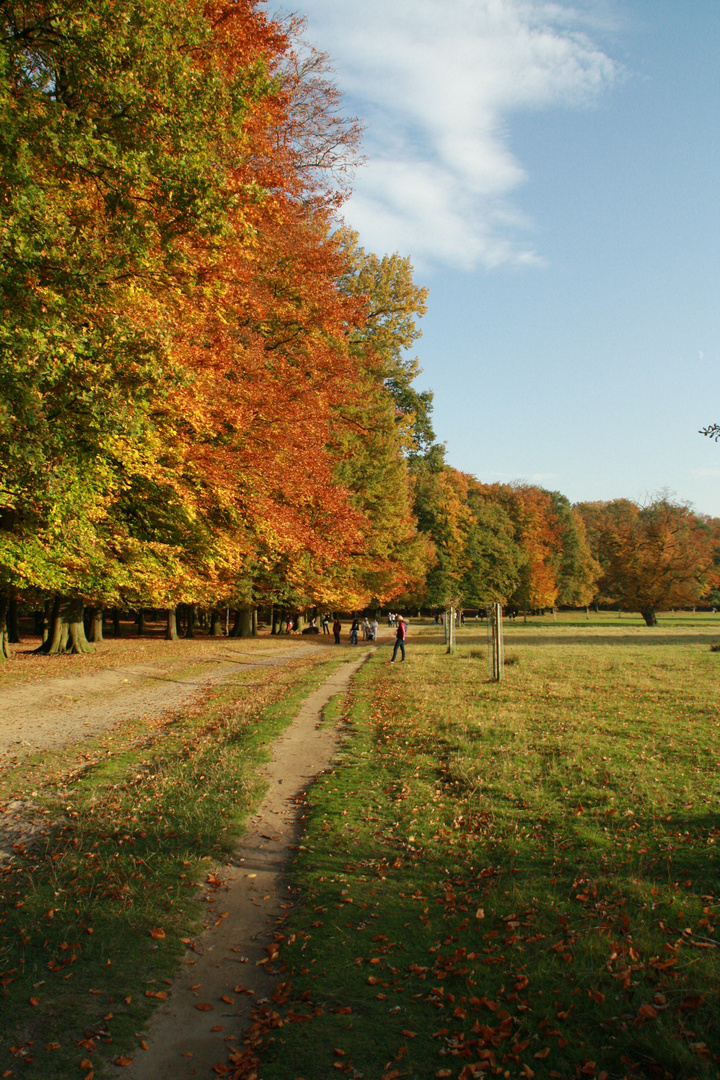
[253,622,720,1080]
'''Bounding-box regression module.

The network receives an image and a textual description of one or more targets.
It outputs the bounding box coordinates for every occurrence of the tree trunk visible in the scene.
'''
[184,604,196,638]
[42,599,52,644]
[233,609,253,637]
[112,608,121,636]
[252,608,257,636]
[641,607,658,627]
[86,607,104,643]
[165,607,179,641]
[7,597,20,644]
[209,610,224,636]
[270,606,277,635]
[295,612,305,633]
[0,594,10,660]
[136,609,145,636]
[40,598,94,654]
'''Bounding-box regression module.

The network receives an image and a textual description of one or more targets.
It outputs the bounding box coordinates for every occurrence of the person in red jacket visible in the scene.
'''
[390,616,406,662]
[333,617,342,644]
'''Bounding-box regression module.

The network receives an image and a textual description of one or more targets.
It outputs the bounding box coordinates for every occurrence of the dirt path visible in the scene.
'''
[120,649,371,1080]
[0,642,320,765]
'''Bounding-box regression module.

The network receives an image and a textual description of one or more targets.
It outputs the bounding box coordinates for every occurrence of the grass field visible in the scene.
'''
[247,621,720,1080]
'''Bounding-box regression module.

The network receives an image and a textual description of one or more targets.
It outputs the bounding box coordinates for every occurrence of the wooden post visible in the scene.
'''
[487,602,504,681]
[446,606,456,654]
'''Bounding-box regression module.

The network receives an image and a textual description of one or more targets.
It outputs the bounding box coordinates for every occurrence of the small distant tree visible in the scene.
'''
[580,496,719,626]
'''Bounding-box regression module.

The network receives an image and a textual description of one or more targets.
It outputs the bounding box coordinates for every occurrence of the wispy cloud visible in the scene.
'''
[285,0,618,268]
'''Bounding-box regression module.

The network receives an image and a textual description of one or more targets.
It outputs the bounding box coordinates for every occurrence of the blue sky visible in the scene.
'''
[279,0,720,516]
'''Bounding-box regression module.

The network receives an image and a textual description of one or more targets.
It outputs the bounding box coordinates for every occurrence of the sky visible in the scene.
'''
[277,0,720,516]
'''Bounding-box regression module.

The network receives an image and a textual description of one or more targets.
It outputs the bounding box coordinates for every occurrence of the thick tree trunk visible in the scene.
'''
[0,595,10,661]
[209,610,224,636]
[295,612,305,633]
[184,604,196,639]
[641,607,658,627]
[112,608,121,636]
[232,609,253,637]
[270,606,277,635]
[7,598,20,644]
[136,609,145,636]
[86,607,104,643]
[40,598,94,655]
[165,607,179,641]
[252,608,257,636]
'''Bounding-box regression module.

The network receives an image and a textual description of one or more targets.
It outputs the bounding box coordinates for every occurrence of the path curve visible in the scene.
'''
[120,649,372,1080]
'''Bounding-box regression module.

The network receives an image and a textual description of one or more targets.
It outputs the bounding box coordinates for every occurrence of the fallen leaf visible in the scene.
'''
[80,1060,93,1070]
[140,1041,149,1051]
[334,1049,345,1057]
[29,997,39,1006]
[534,1049,550,1060]
[221,996,234,1005]
[638,1004,658,1021]
[401,1031,417,1038]
[211,1026,224,1033]
[196,1003,214,1011]
[45,1043,60,1051]
[145,990,167,1000]
[150,928,165,940]
[115,1056,134,1067]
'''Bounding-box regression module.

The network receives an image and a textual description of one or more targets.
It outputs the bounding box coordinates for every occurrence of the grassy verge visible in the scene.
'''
[250,631,720,1080]
[0,652,344,1079]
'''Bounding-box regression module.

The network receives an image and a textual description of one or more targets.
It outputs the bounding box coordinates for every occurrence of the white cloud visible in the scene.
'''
[281,0,618,269]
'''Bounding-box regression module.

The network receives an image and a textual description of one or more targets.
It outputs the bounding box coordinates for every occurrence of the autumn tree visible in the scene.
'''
[576,496,719,626]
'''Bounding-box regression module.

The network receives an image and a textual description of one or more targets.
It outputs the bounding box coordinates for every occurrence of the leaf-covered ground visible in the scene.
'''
[0,651,343,1079]
[245,628,720,1080]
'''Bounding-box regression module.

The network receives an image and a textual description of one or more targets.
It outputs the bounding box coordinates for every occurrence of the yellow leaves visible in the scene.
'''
[114,1055,134,1067]
[149,927,165,940]
[144,990,167,1000]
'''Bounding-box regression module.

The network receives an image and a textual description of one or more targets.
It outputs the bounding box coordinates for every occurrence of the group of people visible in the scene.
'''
[346,615,379,644]
[325,612,407,662]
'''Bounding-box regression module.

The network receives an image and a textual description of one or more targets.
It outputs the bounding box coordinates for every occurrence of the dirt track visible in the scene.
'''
[120,649,371,1080]
[0,640,325,765]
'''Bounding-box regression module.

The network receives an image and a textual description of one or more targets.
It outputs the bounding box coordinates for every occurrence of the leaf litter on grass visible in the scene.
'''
[0,651,346,1080]
[245,634,720,1080]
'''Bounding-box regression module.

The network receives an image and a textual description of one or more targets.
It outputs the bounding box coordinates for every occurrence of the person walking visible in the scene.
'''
[322,612,330,635]
[390,616,406,663]
[371,616,378,641]
[333,617,342,644]
[350,616,360,645]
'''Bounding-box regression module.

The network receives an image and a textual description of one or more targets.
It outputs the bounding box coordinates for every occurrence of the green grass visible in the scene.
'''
[0,653,345,1079]
[252,628,720,1080]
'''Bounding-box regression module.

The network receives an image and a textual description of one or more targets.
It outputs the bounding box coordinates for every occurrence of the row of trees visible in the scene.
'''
[402,470,720,628]
[1,0,717,654]
[0,0,437,653]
